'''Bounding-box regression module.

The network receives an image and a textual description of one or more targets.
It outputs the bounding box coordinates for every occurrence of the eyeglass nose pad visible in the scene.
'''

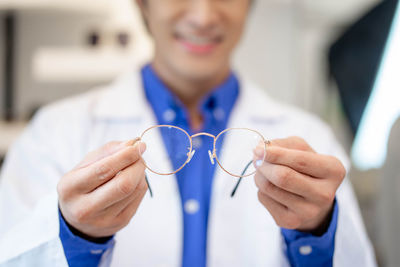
[187,150,196,163]
[208,150,215,165]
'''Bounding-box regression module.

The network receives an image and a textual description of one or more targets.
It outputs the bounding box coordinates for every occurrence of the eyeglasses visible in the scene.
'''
[138,125,270,197]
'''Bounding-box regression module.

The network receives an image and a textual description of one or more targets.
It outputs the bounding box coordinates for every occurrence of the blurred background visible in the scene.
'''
[0,0,399,265]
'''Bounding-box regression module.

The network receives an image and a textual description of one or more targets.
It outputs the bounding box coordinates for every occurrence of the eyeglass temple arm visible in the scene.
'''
[145,174,153,198]
[146,159,252,198]
[230,160,252,197]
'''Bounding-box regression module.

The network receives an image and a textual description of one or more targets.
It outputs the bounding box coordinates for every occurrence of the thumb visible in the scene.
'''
[269,136,315,152]
[74,138,140,169]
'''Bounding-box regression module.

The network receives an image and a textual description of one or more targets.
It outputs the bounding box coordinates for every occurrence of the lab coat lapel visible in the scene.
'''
[207,79,284,267]
[95,71,284,266]
[93,69,182,267]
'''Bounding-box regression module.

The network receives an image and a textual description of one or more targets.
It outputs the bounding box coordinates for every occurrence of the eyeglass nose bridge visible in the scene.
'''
[140,125,269,199]
[190,132,217,165]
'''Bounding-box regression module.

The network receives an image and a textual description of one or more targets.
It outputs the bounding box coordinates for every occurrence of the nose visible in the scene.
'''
[187,0,219,30]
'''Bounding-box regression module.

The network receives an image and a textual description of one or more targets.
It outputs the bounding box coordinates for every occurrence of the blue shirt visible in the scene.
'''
[59,64,339,267]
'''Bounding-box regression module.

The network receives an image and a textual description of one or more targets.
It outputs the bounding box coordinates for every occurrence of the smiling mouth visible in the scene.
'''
[174,32,223,55]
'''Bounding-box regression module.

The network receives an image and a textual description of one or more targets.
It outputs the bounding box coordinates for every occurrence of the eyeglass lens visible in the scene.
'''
[215,128,265,177]
[140,125,192,175]
[140,126,265,177]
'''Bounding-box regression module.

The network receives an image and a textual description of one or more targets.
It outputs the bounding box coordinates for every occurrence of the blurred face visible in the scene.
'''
[139,0,251,83]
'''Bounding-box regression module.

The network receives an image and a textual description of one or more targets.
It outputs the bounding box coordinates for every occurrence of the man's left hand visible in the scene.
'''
[253,136,346,235]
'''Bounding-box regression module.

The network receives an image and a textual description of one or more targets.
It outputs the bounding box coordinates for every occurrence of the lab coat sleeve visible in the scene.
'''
[281,200,338,266]
[273,110,377,267]
[0,107,113,266]
[334,178,377,266]
[313,122,377,267]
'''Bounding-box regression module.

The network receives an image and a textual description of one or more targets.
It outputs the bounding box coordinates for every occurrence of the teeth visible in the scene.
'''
[184,35,215,45]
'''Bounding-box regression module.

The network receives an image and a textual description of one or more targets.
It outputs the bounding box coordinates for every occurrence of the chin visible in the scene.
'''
[177,59,228,81]
[183,66,221,82]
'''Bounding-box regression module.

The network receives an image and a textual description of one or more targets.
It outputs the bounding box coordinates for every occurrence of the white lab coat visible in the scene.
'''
[0,69,376,267]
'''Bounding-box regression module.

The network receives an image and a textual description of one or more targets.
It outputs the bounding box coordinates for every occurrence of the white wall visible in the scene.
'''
[3,0,380,125]
[15,11,106,118]
[11,2,151,119]
[234,0,379,149]
[234,1,298,106]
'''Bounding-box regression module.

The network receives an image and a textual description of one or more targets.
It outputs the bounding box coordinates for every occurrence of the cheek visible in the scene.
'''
[146,4,178,42]
[222,12,248,47]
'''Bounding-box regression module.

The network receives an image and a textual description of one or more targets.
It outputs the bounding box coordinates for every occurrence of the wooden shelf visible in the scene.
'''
[32,46,153,83]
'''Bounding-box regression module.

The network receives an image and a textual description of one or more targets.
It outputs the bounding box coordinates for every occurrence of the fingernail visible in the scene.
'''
[137,141,146,155]
[255,160,263,167]
[120,138,139,148]
[254,146,264,158]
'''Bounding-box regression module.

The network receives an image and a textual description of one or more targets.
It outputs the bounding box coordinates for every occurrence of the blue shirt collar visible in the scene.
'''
[141,64,239,134]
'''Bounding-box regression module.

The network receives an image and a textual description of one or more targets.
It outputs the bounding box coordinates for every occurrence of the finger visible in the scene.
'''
[256,162,319,198]
[71,142,146,192]
[257,190,287,213]
[257,192,301,229]
[253,136,314,161]
[113,178,148,216]
[69,180,147,238]
[95,177,147,218]
[254,172,306,210]
[255,173,324,223]
[75,139,139,170]
[88,159,147,211]
[270,137,315,152]
[264,146,345,179]
[114,184,148,227]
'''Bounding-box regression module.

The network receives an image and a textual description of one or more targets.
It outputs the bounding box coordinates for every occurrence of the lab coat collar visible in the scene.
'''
[92,67,286,123]
[92,67,150,120]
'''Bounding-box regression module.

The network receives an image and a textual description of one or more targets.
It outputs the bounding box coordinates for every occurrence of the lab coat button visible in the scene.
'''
[184,199,199,214]
[163,109,176,122]
[299,245,312,255]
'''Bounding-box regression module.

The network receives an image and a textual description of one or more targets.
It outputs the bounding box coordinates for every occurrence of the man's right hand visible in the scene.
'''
[57,139,148,239]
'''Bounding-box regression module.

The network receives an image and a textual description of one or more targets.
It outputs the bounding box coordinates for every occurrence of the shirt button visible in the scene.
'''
[213,108,225,121]
[192,138,202,149]
[184,199,199,214]
[90,249,104,255]
[163,109,176,123]
[299,245,312,255]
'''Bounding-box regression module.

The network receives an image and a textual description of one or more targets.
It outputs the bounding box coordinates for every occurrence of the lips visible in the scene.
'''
[174,32,222,55]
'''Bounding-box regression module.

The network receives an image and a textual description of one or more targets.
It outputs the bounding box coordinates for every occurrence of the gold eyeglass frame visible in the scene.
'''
[138,125,270,197]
